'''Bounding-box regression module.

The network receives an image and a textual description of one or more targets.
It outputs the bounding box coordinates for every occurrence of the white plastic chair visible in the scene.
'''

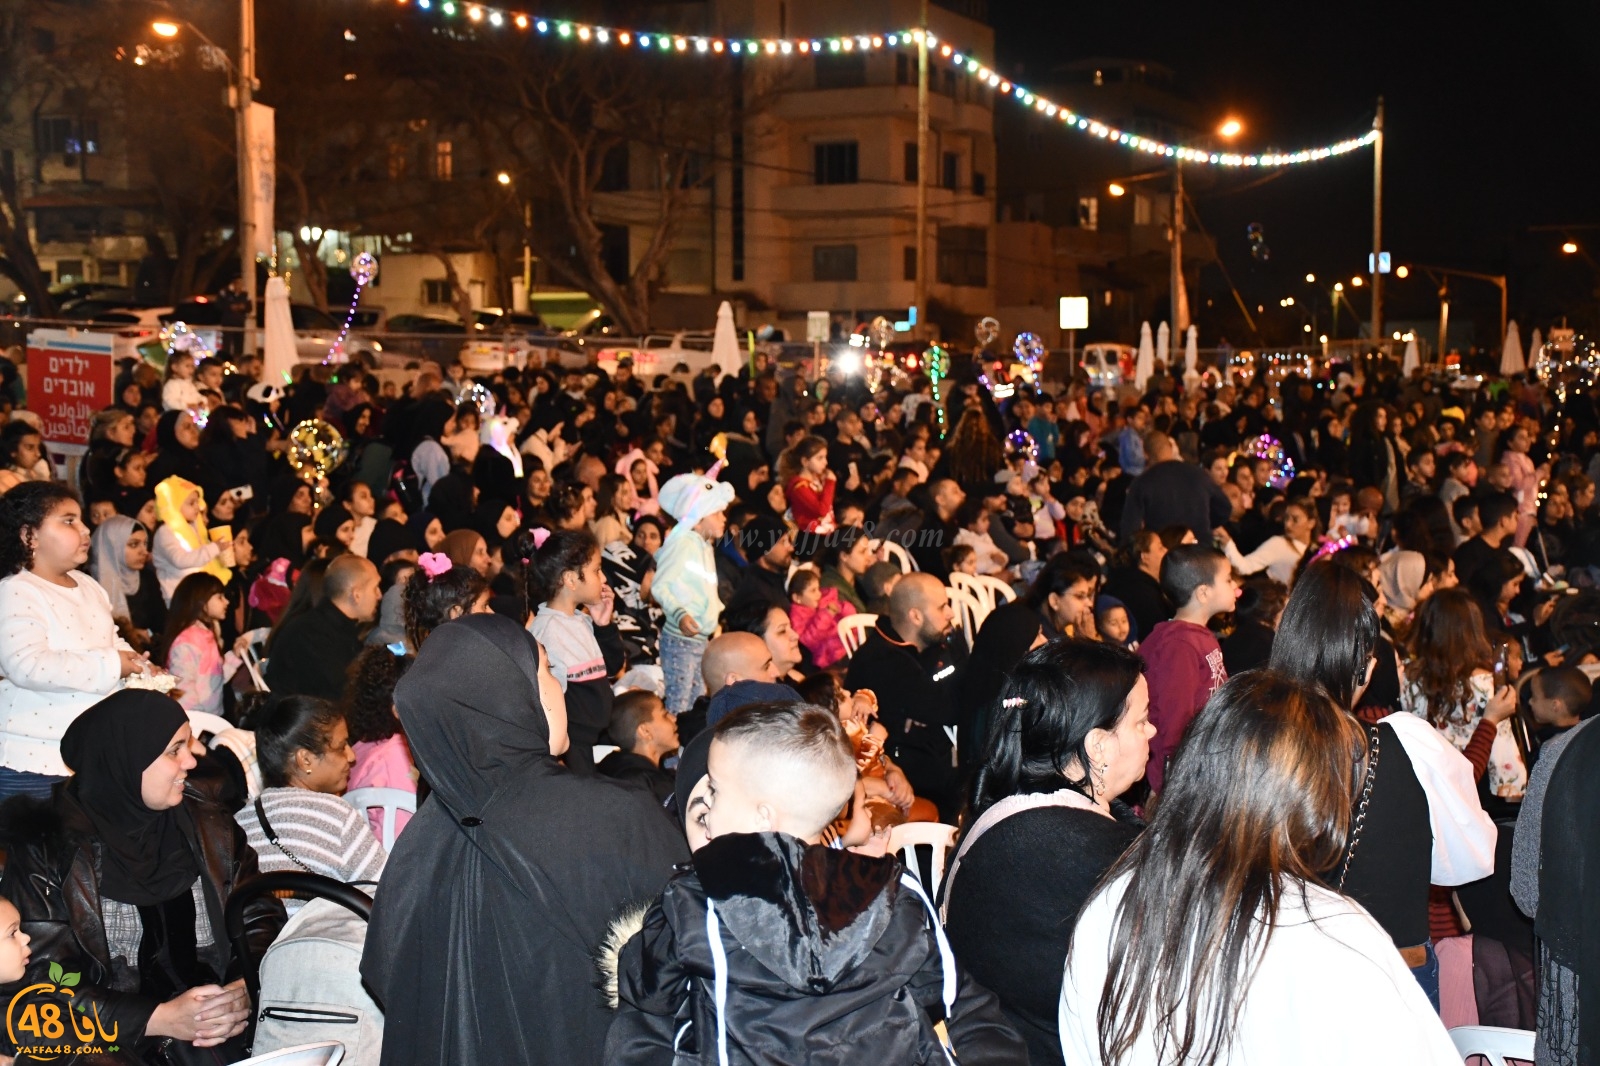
[946,585,986,651]
[591,743,621,764]
[232,1042,345,1066]
[879,540,915,573]
[837,614,878,656]
[1447,1025,1535,1066]
[344,787,416,852]
[890,822,958,896]
[950,572,1018,615]
[241,626,272,691]
[210,728,262,800]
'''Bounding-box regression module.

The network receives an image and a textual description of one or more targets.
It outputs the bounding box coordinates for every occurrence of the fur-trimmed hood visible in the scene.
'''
[598,898,653,1010]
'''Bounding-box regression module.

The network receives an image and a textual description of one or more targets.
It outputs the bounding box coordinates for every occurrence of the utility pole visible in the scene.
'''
[1437,279,1450,364]
[912,0,929,340]
[1370,97,1384,349]
[1170,161,1188,334]
[236,0,257,359]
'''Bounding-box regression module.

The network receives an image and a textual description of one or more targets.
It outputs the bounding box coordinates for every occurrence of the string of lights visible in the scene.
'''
[381,0,1380,167]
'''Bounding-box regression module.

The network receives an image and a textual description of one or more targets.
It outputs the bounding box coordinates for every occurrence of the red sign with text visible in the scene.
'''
[25,331,115,448]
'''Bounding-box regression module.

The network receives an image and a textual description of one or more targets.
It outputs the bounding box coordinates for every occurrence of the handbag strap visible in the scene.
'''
[253,796,314,875]
[1337,725,1381,890]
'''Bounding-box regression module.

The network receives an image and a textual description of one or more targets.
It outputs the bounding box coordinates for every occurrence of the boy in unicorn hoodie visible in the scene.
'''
[653,467,735,716]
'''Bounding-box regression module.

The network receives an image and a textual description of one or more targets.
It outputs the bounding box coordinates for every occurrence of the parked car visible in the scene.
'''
[596,331,723,379]
[382,314,467,366]
[1077,343,1135,388]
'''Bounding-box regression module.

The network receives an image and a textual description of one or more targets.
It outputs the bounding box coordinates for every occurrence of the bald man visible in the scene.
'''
[1119,429,1231,543]
[700,632,779,697]
[845,573,967,819]
[266,554,381,700]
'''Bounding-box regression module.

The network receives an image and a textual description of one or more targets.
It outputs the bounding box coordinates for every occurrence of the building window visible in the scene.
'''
[813,244,858,282]
[1077,196,1098,230]
[422,279,453,305]
[53,259,84,284]
[942,69,956,97]
[813,141,858,185]
[597,143,630,191]
[903,245,917,282]
[941,152,958,191]
[386,142,408,180]
[1133,193,1152,225]
[814,52,866,90]
[434,140,453,181]
[972,171,987,196]
[903,142,918,183]
[895,52,911,86]
[936,225,986,288]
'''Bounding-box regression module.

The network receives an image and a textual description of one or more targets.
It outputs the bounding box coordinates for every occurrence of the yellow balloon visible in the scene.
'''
[287,419,348,481]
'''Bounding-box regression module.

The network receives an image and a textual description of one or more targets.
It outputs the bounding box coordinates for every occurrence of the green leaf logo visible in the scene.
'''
[47,962,62,984]
[60,972,79,987]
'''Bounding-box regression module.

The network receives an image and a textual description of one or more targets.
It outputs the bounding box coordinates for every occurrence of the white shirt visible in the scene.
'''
[1223,534,1309,584]
[0,570,133,775]
[1060,874,1461,1066]
[152,523,224,603]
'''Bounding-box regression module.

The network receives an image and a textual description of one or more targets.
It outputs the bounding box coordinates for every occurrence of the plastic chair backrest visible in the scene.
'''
[890,822,958,896]
[972,573,1018,606]
[879,540,915,573]
[344,787,417,852]
[242,625,272,692]
[1447,1025,1535,1066]
[945,586,985,650]
[233,1041,346,1066]
[837,614,878,656]
[592,744,621,764]
[210,728,262,800]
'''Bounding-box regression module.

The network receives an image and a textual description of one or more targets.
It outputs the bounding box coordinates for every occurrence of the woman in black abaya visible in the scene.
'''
[361,612,687,1066]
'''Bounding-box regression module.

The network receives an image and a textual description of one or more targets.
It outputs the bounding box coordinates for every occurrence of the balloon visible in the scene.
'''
[974,316,1001,348]
[1013,331,1045,369]
[350,251,379,287]
[287,419,349,482]
[1004,429,1038,462]
[465,382,496,418]
[1240,434,1296,491]
[868,315,895,350]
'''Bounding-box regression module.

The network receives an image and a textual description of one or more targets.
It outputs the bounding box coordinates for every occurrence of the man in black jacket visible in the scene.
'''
[1119,431,1232,543]
[724,514,794,613]
[911,478,965,578]
[845,573,967,820]
[266,555,380,700]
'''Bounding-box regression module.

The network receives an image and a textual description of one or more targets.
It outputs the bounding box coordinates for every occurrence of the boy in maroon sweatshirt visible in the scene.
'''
[1139,545,1239,794]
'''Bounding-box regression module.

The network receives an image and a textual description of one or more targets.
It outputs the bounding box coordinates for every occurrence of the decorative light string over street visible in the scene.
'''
[382,0,1380,168]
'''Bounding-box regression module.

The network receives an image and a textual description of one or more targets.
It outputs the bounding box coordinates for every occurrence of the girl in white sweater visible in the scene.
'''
[0,483,147,798]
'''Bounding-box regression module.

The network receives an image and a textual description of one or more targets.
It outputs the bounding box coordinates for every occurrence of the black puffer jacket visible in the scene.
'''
[0,784,285,1058]
[603,832,1026,1065]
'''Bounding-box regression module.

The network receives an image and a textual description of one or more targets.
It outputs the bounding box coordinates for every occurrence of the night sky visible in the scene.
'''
[989,0,1600,341]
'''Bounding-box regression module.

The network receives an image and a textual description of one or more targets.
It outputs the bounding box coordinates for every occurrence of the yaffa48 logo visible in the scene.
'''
[5,961,120,1059]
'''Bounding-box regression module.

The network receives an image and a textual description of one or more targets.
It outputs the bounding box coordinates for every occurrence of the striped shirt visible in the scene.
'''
[527,605,608,688]
[236,787,387,914]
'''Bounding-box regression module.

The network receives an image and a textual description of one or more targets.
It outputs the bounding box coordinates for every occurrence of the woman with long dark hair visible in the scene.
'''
[1402,588,1526,800]
[944,639,1149,1066]
[1270,562,1496,1006]
[1059,670,1461,1065]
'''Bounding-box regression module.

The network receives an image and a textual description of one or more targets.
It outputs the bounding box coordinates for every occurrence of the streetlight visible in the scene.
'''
[1305,273,1316,283]
[1350,276,1364,287]
[151,11,258,359]
[1564,241,1580,255]
[1107,182,1126,197]
[1218,118,1243,139]
[1334,282,1344,292]
[496,171,512,185]
[1395,264,1409,279]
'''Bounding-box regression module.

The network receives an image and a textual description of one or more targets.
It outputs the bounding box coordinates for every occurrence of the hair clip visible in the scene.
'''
[1002,697,1028,709]
[530,527,551,550]
[385,641,408,657]
[418,552,453,578]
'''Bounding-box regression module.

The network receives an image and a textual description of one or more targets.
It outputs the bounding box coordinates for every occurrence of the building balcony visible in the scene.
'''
[768,181,988,220]
[773,84,992,135]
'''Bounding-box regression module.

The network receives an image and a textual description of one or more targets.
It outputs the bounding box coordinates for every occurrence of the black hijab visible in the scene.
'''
[1537,718,1600,1062]
[59,691,199,906]
[362,613,687,1065]
[959,599,1046,763]
[430,472,477,534]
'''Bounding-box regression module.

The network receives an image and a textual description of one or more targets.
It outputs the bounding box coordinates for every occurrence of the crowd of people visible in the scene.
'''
[0,339,1592,1064]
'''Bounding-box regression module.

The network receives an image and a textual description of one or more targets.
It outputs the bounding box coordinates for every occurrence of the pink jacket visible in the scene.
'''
[790,587,855,669]
[168,623,240,716]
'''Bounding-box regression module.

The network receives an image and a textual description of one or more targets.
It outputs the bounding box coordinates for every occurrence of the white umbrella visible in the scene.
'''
[1135,321,1155,391]
[1156,320,1170,371]
[712,299,740,381]
[1529,327,1544,369]
[261,275,296,385]
[1402,335,1420,376]
[1500,320,1526,377]
[1184,324,1199,379]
